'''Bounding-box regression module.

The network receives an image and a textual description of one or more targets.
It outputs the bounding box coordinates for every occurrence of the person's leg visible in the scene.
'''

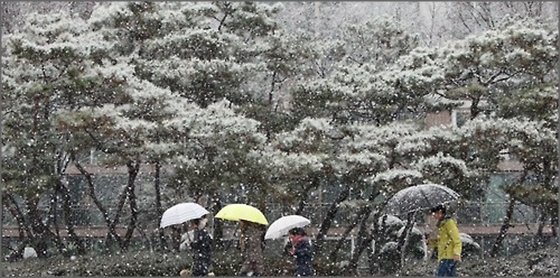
[252,261,262,276]
[435,260,446,276]
[435,259,457,276]
[191,268,204,277]
[239,261,250,276]
[435,259,449,276]
[447,260,458,276]
[191,262,208,277]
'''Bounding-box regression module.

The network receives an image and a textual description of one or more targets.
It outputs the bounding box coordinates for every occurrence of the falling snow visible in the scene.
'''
[1,1,558,277]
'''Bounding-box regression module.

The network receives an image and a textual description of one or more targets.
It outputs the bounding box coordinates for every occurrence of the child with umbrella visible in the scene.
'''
[287,227,314,276]
[426,204,462,276]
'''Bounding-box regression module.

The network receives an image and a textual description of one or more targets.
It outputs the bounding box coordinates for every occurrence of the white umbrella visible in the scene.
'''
[265,215,311,239]
[160,202,209,228]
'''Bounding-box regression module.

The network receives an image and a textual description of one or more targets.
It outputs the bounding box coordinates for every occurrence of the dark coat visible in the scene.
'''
[292,237,313,276]
[239,224,264,276]
[190,228,213,276]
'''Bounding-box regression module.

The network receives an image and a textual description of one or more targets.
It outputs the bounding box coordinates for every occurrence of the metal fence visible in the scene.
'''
[269,201,538,226]
[1,201,540,228]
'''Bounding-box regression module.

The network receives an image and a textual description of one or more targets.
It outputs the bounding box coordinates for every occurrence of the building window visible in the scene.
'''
[452,110,470,128]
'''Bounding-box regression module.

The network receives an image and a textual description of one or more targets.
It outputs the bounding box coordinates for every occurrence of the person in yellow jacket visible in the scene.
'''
[427,204,462,276]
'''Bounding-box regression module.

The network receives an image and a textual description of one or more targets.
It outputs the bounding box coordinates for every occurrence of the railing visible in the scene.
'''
[1,201,541,229]
[274,201,539,226]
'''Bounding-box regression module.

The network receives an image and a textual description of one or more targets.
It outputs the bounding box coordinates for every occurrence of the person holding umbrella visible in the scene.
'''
[214,203,269,276]
[287,227,314,276]
[189,216,214,276]
[426,204,462,276]
[238,219,265,276]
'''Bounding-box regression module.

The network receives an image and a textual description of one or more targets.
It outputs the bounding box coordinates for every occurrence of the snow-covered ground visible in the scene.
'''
[400,244,558,276]
[2,244,557,276]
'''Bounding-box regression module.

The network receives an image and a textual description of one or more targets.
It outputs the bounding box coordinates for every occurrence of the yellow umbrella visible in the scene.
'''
[215,204,268,225]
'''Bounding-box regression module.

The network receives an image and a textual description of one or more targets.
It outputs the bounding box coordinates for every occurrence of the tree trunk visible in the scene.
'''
[3,193,34,261]
[551,215,558,237]
[57,179,86,255]
[122,159,140,251]
[370,213,387,275]
[73,158,123,248]
[396,211,416,271]
[294,182,317,216]
[329,205,369,262]
[347,234,373,276]
[153,160,166,250]
[213,198,224,249]
[489,197,515,257]
[346,206,374,275]
[365,235,376,275]
[26,198,50,258]
[536,212,546,237]
[313,185,350,254]
[46,186,65,255]
[329,188,381,262]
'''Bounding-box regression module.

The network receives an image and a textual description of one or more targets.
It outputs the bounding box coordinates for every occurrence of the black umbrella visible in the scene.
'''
[383,183,461,269]
[384,183,461,216]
